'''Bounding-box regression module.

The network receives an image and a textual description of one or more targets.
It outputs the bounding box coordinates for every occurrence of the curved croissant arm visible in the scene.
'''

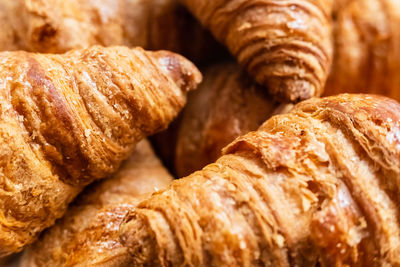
[175,62,291,177]
[0,0,218,62]
[20,140,173,267]
[181,0,334,102]
[326,0,400,101]
[0,45,201,256]
[121,94,400,266]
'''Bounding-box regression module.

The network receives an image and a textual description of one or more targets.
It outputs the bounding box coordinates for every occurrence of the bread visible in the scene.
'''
[0,0,220,63]
[326,0,400,100]
[121,94,400,266]
[181,0,334,102]
[175,62,292,177]
[21,140,173,267]
[0,45,200,256]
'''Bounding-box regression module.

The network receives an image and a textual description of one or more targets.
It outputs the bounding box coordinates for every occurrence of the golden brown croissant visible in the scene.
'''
[181,0,334,102]
[0,45,201,256]
[21,139,173,267]
[0,0,219,62]
[174,62,292,177]
[121,94,400,266]
[325,0,400,101]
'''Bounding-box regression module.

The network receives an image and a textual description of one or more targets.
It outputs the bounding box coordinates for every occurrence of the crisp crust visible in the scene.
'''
[326,0,400,101]
[121,94,400,266]
[0,0,219,62]
[0,45,200,256]
[20,140,173,267]
[175,62,291,177]
[181,0,334,102]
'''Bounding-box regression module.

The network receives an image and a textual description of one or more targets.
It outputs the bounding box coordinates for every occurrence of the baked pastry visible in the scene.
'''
[0,0,219,62]
[21,140,172,267]
[121,94,400,266]
[0,45,200,256]
[326,0,400,101]
[175,62,292,177]
[181,0,334,102]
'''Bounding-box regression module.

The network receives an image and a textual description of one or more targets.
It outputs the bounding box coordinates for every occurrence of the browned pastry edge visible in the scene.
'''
[325,0,400,102]
[120,94,400,266]
[0,0,223,64]
[0,45,200,256]
[20,140,173,267]
[182,0,334,102]
[175,62,292,177]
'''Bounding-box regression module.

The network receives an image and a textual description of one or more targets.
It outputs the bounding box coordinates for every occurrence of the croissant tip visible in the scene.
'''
[153,50,202,93]
[120,212,156,265]
[265,77,317,103]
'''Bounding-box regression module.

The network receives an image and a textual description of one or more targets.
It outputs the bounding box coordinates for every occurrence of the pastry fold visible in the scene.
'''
[21,140,173,266]
[121,94,400,266]
[0,45,200,256]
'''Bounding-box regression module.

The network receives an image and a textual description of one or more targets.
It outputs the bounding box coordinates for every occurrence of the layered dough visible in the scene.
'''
[0,45,200,256]
[121,94,400,266]
[21,140,173,266]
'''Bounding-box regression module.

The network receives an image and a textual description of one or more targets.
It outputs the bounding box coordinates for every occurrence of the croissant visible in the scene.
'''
[120,94,400,266]
[20,140,173,266]
[0,45,201,256]
[174,62,292,177]
[325,0,400,101]
[0,0,219,62]
[181,0,334,102]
